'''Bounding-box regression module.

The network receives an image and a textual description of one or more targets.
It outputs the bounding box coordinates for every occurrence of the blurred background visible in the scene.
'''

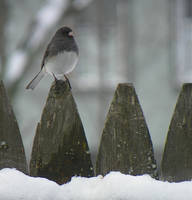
[0,0,191,168]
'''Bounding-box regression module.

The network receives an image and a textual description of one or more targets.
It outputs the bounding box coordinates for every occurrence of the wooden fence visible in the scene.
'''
[0,80,192,184]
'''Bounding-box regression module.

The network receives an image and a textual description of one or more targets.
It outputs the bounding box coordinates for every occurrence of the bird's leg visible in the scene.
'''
[64,74,72,89]
[52,73,58,83]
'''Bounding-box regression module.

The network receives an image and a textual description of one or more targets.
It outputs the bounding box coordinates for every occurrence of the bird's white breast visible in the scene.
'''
[45,51,78,79]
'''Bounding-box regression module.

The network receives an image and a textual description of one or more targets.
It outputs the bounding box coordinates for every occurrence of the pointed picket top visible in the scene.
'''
[96,83,158,178]
[30,80,94,184]
[0,80,27,173]
[161,83,192,182]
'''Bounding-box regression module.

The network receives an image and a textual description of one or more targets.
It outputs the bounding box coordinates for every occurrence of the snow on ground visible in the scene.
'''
[0,168,192,200]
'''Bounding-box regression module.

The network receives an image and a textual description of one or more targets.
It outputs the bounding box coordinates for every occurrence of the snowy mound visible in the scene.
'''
[0,168,192,200]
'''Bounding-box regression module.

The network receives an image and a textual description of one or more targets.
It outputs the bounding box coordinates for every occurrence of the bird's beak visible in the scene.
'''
[68,31,74,37]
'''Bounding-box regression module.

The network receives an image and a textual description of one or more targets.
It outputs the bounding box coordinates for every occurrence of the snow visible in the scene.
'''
[0,168,192,200]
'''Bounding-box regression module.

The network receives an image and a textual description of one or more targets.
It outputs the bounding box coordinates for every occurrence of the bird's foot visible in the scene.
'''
[64,75,72,89]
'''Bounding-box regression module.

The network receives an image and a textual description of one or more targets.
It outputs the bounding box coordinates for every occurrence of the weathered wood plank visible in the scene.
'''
[161,83,192,182]
[30,80,94,184]
[96,83,158,178]
[0,80,27,173]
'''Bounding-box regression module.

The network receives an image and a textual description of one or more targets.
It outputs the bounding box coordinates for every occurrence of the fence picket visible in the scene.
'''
[96,83,158,179]
[161,83,192,182]
[30,80,94,184]
[0,80,27,173]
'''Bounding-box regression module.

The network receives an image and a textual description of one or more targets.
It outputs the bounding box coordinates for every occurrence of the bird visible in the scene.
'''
[26,26,79,90]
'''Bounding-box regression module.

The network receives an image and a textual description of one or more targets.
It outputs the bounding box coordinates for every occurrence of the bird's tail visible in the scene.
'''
[26,70,45,90]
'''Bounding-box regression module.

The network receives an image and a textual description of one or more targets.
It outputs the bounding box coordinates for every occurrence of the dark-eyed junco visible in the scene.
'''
[26,26,79,90]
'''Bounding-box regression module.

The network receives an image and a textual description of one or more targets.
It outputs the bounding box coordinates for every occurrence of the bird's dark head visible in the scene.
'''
[56,26,74,38]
